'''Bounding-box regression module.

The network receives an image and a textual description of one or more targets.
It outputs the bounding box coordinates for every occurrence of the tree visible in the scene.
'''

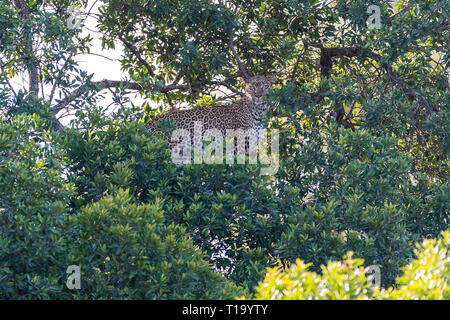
[0,0,448,298]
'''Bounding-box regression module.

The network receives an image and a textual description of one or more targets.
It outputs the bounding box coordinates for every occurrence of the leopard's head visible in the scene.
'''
[242,76,276,102]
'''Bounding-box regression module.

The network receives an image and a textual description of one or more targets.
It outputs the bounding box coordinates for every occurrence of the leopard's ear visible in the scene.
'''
[268,76,277,85]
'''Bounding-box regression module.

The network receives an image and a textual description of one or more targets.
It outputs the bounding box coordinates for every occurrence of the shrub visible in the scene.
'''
[380,231,450,300]
[59,112,286,290]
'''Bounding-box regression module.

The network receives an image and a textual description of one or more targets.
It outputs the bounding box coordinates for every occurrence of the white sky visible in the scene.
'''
[58,0,146,125]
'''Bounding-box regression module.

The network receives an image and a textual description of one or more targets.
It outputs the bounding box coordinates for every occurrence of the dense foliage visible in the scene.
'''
[0,0,448,299]
[252,231,449,300]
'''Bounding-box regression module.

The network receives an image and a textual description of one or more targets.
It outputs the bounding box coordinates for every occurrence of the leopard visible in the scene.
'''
[145,75,276,160]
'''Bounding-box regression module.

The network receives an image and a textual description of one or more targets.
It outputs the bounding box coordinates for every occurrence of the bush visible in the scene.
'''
[381,231,450,300]
[252,231,449,300]
[0,115,75,299]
